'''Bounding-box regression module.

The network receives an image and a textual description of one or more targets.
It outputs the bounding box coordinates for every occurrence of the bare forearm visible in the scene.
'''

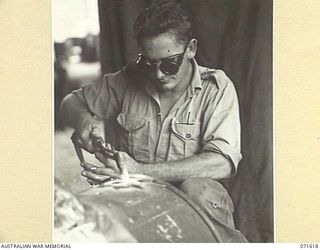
[129,152,233,182]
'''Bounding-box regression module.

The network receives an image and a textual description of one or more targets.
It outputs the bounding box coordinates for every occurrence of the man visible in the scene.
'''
[61,0,246,242]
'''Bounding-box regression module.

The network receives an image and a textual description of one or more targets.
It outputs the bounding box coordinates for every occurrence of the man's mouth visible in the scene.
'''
[158,80,169,85]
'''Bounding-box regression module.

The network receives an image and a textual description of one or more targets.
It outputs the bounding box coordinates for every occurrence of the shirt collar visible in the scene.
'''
[186,58,203,97]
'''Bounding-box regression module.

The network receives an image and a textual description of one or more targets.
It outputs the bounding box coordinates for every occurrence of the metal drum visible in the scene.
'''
[66,176,221,243]
[54,134,221,242]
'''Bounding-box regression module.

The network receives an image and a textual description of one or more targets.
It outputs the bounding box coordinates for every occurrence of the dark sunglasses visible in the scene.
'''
[137,43,189,75]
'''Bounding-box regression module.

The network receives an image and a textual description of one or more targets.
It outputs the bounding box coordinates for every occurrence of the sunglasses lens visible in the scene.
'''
[160,61,180,75]
[137,53,184,75]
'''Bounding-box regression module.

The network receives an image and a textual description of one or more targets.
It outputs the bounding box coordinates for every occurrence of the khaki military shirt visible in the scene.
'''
[73,59,242,174]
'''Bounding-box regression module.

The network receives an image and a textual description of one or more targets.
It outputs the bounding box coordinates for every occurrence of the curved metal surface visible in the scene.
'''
[74,177,221,242]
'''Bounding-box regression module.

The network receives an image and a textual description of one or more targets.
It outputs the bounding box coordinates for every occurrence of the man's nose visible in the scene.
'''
[154,66,166,80]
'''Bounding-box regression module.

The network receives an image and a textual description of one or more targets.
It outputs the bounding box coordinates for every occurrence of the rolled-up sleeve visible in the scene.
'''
[201,81,242,174]
[72,71,128,119]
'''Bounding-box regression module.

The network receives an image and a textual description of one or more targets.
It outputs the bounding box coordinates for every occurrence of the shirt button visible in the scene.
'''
[186,133,191,138]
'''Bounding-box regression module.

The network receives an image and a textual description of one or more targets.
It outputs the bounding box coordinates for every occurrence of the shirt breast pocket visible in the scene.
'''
[169,118,202,159]
[116,113,151,162]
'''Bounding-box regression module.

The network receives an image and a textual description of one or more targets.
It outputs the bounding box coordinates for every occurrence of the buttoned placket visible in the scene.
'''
[143,84,165,161]
[146,86,201,162]
[143,59,203,162]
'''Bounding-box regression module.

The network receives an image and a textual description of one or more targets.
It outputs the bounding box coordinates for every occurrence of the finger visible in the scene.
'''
[96,149,114,159]
[104,158,119,172]
[90,167,117,177]
[81,170,117,182]
[95,152,119,171]
[80,161,99,171]
[82,169,118,179]
[95,152,109,163]
[103,143,116,157]
[81,162,117,175]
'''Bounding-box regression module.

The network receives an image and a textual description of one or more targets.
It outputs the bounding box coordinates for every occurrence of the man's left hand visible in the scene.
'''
[81,151,140,185]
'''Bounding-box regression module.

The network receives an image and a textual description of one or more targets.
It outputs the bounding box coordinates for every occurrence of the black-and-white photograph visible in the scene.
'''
[54,0,273,243]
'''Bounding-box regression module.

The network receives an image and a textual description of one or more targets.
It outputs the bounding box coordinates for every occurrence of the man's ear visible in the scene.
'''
[187,38,197,59]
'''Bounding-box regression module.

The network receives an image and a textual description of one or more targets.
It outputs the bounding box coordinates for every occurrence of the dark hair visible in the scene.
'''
[133,0,193,46]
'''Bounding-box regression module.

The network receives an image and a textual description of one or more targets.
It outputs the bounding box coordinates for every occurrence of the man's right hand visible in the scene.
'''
[80,152,121,185]
[75,116,105,153]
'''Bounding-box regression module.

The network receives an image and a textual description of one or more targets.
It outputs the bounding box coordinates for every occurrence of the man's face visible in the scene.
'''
[140,33,193,93]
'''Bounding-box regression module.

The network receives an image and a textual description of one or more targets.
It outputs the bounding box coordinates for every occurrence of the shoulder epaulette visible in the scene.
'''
[200,68,230,89]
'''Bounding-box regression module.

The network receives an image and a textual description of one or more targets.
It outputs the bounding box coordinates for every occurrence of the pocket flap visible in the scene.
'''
[117,113,147,131]
[171,118,201,140]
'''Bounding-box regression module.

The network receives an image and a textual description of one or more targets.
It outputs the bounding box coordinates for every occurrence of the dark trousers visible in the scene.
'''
[176,178,248,243]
